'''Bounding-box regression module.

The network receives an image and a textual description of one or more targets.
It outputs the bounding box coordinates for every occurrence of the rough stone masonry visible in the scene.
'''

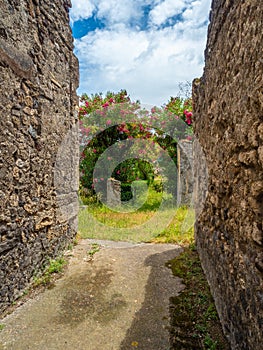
[193,1,263,349]
[0,0,79,313]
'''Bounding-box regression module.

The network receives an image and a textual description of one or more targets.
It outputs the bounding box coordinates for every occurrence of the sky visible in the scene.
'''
[70,0,211,106]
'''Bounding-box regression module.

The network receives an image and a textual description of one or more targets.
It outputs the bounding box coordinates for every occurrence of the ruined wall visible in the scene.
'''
[0,0,79,312]
[193,1,263,349]
[177,140,193,206]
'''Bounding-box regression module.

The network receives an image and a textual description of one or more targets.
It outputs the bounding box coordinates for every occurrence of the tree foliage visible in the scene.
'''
[79,89,192,197]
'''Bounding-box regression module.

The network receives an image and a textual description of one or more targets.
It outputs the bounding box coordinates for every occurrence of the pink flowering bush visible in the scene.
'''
[79,90,193,195]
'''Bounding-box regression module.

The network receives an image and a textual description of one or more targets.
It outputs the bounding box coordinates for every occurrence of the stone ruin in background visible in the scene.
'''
[107,178,121,207]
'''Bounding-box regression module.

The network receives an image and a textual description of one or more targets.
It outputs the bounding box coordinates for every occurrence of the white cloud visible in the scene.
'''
[70,0,95,22]
[96,0,141,25]
[182,0,211,32]
[71,0,150,25]
[149,0,187,27]
[71,0,212,106]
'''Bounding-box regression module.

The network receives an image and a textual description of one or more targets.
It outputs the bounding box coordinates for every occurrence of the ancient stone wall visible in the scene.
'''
[107,178,121,208]
[193,1,263,349]
[177,140,193,206]
[0,0,79,313]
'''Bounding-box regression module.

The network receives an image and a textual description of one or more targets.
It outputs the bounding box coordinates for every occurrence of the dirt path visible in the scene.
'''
[0,239,184,350]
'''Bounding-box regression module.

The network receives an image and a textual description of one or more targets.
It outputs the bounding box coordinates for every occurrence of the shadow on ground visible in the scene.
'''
[120,248,184,350]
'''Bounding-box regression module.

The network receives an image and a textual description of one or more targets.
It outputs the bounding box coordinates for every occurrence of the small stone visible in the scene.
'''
[21,232,27,243]
[255,253,263,273]
[16,159,25,168]
[258,124,263,140]
[251,181,263,197]
[13,166,20,180]
[11,108,21,117]
[23,106,34,116]
[21,82,30,95]
[28,125,38,140]
[258,146,263,166]
[238,150,257,166]
[24,96,33,108]
[24,203,35,214]
[252,224,262,246]
[10,194,19,207]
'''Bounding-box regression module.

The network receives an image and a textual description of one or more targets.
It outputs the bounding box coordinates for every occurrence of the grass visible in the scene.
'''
[79,181,229,348]
[87,243,101,256]
[0,181,228,348]
[167,246,230,349]
[33,257,66,287]
[0,255,70,319]
[78,180,194,245]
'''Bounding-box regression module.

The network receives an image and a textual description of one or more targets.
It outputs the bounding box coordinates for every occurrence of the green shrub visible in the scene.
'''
[121,183,133,201]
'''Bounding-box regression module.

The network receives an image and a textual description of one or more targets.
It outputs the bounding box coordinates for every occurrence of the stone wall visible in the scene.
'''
[177,140,193,206]
[107,178,121,208]
[0,0,79,313]
[193,1,263,349]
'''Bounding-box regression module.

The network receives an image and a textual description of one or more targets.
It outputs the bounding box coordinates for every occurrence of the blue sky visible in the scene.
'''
[70,0,211,106]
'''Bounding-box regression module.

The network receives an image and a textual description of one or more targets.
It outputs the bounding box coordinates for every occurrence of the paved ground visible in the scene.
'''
[0,239,184,350]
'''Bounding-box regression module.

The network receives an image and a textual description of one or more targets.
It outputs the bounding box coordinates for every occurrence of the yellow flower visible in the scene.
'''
[131,341,139,347]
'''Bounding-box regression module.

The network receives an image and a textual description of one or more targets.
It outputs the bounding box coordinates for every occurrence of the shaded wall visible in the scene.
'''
[0,0,79,312]
[193,1,263,349]
[177,140,193,206]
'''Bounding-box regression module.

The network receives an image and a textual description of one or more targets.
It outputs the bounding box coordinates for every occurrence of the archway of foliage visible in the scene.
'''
[79,90,192,202]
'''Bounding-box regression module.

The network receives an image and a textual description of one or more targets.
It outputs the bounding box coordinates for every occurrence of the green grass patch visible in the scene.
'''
[87,243,101,256]
[78,181,229,348]
[33,257,66,287]
[79,181,194,245]
[168,246,230,349]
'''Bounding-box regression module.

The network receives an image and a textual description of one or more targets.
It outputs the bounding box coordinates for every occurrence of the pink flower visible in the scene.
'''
[100,177,104,181]
[183,110,193,125]
[85,101,89,107]
[109,98,114,103]
[84,127,91,136]
[116,170,121,175]
[106,119,112,125]
[102,102,109,108]
[93,149,97,153]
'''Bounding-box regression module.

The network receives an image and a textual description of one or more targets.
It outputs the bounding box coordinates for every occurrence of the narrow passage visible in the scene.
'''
[0,239,184,350]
